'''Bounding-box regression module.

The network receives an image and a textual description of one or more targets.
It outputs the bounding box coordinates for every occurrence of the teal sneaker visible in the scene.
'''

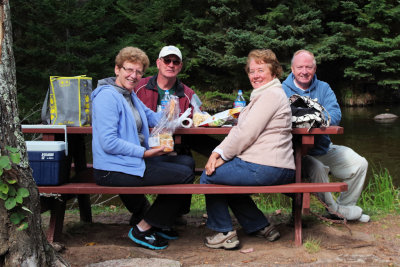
[155,228,179,240]
[128,226,168,250]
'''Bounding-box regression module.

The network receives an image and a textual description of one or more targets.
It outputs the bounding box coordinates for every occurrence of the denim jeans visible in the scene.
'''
[94,155,195,228]
[200,157,295,233]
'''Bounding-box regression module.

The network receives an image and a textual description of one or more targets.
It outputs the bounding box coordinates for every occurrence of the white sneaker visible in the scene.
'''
[205,230,240,249]
[336,205,363,220]
[358,214,370,223]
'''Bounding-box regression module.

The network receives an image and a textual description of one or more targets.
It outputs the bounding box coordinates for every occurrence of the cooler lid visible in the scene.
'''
[26,141,66,152]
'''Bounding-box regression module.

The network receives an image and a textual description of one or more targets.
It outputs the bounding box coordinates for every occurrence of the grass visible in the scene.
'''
[252,193,292,214]
[188,193,293,215]
[358,167,400,216]
[304,237,322,253]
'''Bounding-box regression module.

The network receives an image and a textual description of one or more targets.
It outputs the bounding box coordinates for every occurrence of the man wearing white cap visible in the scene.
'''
[133,45,200,226]
[135,45,200,116]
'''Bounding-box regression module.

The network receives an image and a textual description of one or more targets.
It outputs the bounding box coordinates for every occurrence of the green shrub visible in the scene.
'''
[359,167,400,214]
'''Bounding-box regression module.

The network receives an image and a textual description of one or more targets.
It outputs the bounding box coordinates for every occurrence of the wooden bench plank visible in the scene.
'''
[38,182,347,195]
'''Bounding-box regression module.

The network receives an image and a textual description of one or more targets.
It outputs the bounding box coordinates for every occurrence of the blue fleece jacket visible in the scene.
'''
[282,73,341,156]
[91,78,162,176]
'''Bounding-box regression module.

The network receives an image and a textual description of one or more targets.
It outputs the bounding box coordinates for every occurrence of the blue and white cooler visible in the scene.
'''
[23,125,69,186]
[26,141,68,185]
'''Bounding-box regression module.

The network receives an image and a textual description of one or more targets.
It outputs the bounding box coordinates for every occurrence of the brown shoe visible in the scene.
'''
[255,225,280,242]
[205,230,240,249]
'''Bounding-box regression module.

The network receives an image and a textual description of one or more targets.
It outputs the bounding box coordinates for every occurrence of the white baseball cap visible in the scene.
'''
[158,45,182,60]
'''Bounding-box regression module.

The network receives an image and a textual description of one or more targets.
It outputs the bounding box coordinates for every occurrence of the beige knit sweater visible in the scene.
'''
[218,78,295,170]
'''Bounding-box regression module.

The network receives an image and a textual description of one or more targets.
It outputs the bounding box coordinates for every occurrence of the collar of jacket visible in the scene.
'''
[146,74,185,97]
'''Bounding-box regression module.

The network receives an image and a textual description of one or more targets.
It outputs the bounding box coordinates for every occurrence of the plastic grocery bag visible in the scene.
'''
[148,96,180,152]
[191,94,211,127]
[198,107,243,127]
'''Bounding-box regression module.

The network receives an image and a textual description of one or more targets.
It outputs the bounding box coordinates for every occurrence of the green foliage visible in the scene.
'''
[11,0,400,119]
[0,147,31,230]
[190,194,206,214]
[252,193,292,214]
[359,167,400,214]
[11,0,121,123]
[328,0,400,94]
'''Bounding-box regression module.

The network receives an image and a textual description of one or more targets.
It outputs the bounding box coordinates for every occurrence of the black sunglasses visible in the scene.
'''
[162,57,181,66]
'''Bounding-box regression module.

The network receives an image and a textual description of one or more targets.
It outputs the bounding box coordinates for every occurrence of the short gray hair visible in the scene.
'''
[291,49,316,67]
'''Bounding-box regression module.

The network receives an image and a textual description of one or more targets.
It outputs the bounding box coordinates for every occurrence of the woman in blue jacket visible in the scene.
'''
[91,47,194,250]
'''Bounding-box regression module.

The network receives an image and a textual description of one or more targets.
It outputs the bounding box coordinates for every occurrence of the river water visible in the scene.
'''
[329,104,400,187]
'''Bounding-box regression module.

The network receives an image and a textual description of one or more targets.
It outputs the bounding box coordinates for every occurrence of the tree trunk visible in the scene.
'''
[0,2,68,266]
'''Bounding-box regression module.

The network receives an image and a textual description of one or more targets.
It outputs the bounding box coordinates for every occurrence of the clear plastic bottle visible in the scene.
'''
[160,90,171,111]
[233,90,246,108]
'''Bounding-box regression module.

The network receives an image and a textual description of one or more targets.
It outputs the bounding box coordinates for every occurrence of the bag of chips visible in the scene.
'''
[198,107,243,127]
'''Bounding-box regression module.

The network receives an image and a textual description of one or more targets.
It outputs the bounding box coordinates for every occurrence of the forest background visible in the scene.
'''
[10,0,400,122]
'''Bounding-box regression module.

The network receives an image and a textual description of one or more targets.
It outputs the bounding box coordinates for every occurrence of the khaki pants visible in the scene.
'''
[303,144,368,211]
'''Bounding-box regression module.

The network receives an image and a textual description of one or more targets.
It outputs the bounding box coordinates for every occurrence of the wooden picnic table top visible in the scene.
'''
[21,125,343,135]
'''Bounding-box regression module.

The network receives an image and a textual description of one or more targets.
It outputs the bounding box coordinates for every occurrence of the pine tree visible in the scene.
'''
[324,0,400,94]
[1,2,67,265]
[11,0,120,123]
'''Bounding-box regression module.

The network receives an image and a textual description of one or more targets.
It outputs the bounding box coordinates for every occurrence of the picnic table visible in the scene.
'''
[22,125,346,246]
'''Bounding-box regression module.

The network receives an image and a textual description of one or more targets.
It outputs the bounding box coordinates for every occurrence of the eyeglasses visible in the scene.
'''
[121,66,144,76]
[161,57,181,66]
[248,69,265,76]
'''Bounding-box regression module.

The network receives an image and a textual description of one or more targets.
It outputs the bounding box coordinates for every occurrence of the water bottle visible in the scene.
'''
[233,90,246,108]
[160,90,171,111]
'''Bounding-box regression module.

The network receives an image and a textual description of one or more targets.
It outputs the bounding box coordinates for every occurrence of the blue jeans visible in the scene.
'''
[94,155,195,228]
[200,157,295,233]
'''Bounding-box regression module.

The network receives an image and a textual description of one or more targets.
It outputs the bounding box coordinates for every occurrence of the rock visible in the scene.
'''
[373,113,398,123]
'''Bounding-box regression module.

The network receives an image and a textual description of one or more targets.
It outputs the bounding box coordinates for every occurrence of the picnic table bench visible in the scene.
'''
[22,125,347,246]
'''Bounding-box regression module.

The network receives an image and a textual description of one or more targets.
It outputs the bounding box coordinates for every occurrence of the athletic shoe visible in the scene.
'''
[336,205,363,220]
[155,228,179,240]
[358,214,370,223]
[128,226,168,250]
[255,225,280,242]
[205,230,240,250]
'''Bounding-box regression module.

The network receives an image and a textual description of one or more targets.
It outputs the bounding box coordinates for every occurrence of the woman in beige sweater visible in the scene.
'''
[200,49,295,249]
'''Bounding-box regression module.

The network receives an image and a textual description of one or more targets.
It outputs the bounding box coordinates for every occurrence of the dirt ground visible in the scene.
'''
[45,211,400,267]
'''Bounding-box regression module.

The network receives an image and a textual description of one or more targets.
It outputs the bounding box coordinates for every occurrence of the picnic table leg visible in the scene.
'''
[293,137,303,246]
[302,193,310,215]
[67,134,92,222]
[47,197,67,242]
[78,195,92,222]
[294,193,303,246]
